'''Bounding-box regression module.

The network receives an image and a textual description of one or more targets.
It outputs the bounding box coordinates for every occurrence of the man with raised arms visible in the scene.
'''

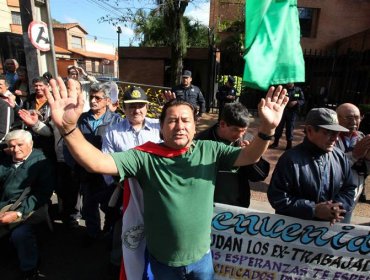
[46,77,288,280]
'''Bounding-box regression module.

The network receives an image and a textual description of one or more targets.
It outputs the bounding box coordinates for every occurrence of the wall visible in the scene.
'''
[67,26,86,50]
[121,58,164,86]
[53,29,68,49]
[86,39,115,54]
[7,0,19,7]
[118,47,209,87]
[300,0,370,51]
[336,29,370,54]
[210,0,370,51]
[57,59,74,78]
[0,1,13,33]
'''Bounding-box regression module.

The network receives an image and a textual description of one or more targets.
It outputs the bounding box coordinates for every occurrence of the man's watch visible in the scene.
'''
[258,132,274,141]
[16,211,23,219]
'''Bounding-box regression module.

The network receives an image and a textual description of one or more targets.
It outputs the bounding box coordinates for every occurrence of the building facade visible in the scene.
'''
[53,23,116,78]
[0,0,117,78]
[209,0,370,106]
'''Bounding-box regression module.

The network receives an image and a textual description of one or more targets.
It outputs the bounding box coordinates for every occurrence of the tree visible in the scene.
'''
[133,9,208,48]
[98,0,204,85]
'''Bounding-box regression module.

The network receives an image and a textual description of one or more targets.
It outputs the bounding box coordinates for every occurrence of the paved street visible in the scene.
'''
[1,112,369,280]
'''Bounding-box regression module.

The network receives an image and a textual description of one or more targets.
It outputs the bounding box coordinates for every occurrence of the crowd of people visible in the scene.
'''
[0,60,369,280]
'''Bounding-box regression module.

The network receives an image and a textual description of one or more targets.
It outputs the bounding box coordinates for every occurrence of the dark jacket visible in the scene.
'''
[172,84,206,115]
[63,108,123,184]
[285,86,305,113]
[0,149,55,215]
[268,138,356,220]
[0,98,14,143]
[195,124,270,207]
[216,84,237,107]
[78,109,122,149]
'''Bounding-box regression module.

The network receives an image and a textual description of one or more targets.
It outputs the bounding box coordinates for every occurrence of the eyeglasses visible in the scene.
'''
[339,115,363,121]
[89,95,106,102]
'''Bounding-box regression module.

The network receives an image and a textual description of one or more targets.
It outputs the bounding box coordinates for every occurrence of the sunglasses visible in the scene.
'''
[89,95,106,102]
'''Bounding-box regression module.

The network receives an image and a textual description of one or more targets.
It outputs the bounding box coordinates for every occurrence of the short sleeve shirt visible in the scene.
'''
[111,140,240,266]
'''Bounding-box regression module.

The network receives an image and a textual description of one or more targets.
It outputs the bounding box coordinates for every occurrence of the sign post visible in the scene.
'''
[19,0,58,84]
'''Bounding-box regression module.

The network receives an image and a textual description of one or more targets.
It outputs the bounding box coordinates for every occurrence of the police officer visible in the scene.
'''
[171,70,206,120]
[216,76,237,121]
[270,83,305,150]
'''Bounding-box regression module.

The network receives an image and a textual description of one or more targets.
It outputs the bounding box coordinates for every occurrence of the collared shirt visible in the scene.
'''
[35,98,47,111]
[338,131,359,153]
[87,111,106,132]
[102,117,161,185]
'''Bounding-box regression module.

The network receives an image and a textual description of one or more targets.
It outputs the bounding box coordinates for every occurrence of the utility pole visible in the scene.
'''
[116,26,122,80]
[19,0,58,85]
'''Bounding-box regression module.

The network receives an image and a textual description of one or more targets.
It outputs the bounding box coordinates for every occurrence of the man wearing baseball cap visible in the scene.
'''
[268,108,356,225]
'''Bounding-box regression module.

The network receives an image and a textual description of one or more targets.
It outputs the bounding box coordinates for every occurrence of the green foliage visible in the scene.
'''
[132,9,209,48]
[117,84,166,119]
[218,19,245,33]
[97,0,203,84]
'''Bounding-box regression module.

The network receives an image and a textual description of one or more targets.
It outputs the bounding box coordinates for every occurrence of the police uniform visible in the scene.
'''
[271,86,305,149]
[216,84,237,120]
[171,84,206,116]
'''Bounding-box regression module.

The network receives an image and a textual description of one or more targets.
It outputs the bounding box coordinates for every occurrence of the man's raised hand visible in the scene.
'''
[45,77,84,134]
[258,85,289,130]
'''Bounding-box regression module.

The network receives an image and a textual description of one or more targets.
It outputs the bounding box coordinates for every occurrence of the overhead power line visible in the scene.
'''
[84,0,123,19]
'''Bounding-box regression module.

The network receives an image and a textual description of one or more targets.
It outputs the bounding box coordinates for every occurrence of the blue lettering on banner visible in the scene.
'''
[212,212,370,255]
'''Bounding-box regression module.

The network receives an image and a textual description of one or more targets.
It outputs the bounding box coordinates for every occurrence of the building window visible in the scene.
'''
[71,35,83,49]
[11,11,22,25]
[298,7,319,38]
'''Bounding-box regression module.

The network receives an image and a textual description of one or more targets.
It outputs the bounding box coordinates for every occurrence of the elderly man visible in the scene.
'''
[196,102,269,208]
[268,108,357,225]
[0,129,55,279]
[46,77,287,280]
[170,70,206,120]
[64,82,122,244]
[336,103,370,204]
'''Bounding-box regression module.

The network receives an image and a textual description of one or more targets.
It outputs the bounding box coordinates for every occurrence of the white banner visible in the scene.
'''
[211,203,370,280]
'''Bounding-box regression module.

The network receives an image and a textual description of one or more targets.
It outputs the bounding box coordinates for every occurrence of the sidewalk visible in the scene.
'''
[198,112,370,226]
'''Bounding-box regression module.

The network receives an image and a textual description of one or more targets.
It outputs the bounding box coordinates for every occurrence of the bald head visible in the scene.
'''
[336,103,362,132]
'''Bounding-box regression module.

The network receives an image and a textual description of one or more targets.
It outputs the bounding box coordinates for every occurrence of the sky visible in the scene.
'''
[50,0,210,48]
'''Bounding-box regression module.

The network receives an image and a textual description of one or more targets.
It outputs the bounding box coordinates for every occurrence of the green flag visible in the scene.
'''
[243,0,305,90]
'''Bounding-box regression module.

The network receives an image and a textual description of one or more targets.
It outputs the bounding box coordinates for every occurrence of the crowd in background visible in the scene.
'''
[0,59,369,280]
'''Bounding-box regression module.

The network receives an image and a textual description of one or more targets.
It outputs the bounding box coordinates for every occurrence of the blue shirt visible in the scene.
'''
[88,111,105,131]
[102,117,161,185]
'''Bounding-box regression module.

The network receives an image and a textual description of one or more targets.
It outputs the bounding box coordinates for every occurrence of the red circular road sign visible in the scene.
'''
[28,21,51,52]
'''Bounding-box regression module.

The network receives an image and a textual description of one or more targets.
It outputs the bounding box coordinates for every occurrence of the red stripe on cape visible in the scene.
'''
[134,141,189,157]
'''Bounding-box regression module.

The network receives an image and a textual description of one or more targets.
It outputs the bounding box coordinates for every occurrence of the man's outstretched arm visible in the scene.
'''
[46,78,118,175]
[234,85,289,166]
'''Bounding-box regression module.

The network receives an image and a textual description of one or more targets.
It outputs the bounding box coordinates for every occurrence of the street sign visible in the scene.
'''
[28,21,50,52]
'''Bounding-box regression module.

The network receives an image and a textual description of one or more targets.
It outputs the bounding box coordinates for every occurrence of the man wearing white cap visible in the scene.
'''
[268,108,356,225]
